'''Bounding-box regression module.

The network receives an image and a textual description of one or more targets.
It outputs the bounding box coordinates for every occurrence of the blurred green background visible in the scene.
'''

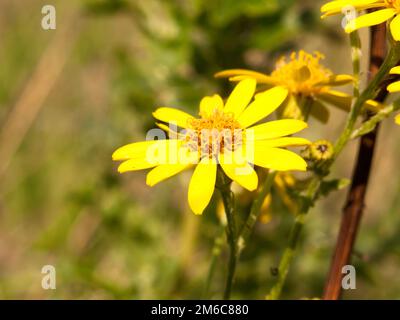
[0,0,399,299]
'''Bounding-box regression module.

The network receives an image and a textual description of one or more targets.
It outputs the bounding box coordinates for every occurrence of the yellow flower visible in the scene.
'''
[113,80,310,215]
[261,172,300,217]
[388,66,400,92]
[217,172,298,225]
[321,0,400,41]
[215,51,358,122]
[387,66,400,125]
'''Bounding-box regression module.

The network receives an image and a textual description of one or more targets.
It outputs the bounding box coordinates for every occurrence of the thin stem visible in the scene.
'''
[332,41,400,159]
[267,176,321,300]
[217,169,238,300]
[351,100,400,139]
[350,31,362,98]
[217,170,276,298]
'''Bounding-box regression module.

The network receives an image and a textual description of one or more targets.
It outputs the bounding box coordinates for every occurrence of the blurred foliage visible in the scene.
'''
[0,0,400,299]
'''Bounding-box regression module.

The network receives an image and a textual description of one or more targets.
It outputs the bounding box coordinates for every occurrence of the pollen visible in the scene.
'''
[185,108,243,158]
[270,50,333,96]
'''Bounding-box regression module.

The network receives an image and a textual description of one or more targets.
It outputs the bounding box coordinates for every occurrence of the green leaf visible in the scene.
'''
[320,178,351,197]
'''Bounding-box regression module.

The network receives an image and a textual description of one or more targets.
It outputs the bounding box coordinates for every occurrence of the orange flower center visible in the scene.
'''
[185,109,242,158]
[385,0,400,10]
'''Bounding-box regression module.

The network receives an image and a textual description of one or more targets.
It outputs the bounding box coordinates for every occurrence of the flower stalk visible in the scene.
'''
[332,37,400,159]
[217,168,238,300]
[267,176,321,300]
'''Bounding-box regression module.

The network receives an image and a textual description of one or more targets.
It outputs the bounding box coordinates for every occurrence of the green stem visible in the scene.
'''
[216,170,276,299]
[351,100,400,139]
[350,31,361,98]
[217,169,238,300]
[267,176,321,300]
[333,43,400,158]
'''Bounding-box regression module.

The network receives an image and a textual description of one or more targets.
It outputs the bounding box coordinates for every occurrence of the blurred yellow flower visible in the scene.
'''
[259,172,300,220]
[321,0,400,41]
[388,66,400,92]
[217,172,298,225]
[387,66,400,125]
[113,80,310,215]
[215,51,358,122]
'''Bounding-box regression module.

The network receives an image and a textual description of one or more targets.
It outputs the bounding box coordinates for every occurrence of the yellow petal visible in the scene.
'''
[364,99,384,112]
[322,3,385,18]
[276,175,299,214]
[153,107,194,128]
[317,91,383,112]
[252,146,307,171]
[156,122,182,139]
[113,140,181,161]
[246,119,308,140]
[238,86,288,128]
[113,140,158,161]
[146,163,191,187]
[254,137,311,148]
[117,158,156,173]
[345,9,396,33]
[387,80,400,92]
[390,66,400,74]
[224,79,256,117]
[316,74,354,86]
[156,122,171,132]
[316,90,351,112]
[188,158,217,215]
[321,0,383,14]
[219,152,258,191]
[390,14,400,41]
[199,94,224,118]
[215,69,275,84]
[114,139,183,168]
[227,75,275,86]
[395,113,400,125]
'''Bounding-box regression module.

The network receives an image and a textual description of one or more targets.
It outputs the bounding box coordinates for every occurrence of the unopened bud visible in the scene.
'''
[303,139,333,162]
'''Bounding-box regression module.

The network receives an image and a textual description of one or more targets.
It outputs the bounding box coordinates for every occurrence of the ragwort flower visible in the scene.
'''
[113,80,310,215]
[215,51,358,122]
[387,66,400,124]
[321,0,400,40]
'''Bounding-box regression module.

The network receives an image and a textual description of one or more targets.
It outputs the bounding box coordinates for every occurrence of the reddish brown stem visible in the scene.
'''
[323,22,387,300]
